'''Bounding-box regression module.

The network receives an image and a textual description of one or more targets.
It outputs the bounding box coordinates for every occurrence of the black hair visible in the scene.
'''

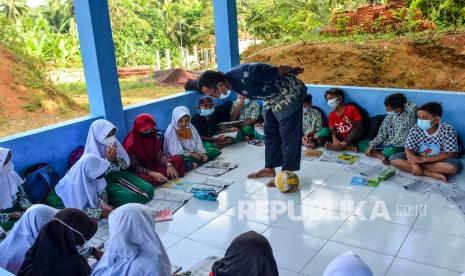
[303,94,313,104]
[419,102,443,117]
[198,70,227,90]
[384,93,407,110]
[198,96,214,106]
[325,88,345,101]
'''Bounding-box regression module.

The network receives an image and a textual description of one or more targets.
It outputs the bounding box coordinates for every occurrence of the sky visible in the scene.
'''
[27,0,47,8]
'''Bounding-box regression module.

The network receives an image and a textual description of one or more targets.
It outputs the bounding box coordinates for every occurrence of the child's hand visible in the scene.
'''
[10,212,23,220]
[101,204,113,219]
[200,153,208,161]
[190,152,202,160]
[333,140,342,150]
[105,145,117,162]
[166,163,179,179]
[407,156,425,164]
[149,171,168,183]
[215,135,227,142]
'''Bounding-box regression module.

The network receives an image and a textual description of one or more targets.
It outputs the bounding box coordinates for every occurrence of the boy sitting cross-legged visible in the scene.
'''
[325,88,364,152]
[358,93,417,164]
[230,94,261,141]
[390,102,463,182]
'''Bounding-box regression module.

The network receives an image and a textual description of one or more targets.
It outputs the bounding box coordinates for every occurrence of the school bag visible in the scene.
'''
[23,163,61,203]
[68,145,84,169]
[365,115,387,141]
[346,102,370,138]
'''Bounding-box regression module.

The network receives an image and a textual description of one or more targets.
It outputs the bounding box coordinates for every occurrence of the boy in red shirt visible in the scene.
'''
[325,88,364,152]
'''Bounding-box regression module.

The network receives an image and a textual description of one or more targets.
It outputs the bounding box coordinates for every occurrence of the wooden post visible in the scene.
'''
[204,48,209,69]
[193,45,199,67]
[185,47,190,69]
[165,48,171,69]
[180,47,185,68]
[155,50,161,71]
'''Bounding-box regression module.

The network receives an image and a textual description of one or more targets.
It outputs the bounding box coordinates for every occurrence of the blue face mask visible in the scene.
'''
[386,111,396,116]
[200,108,215,117]
[417,119,432,131]
[219,90,231,99]
[243,99,250,105]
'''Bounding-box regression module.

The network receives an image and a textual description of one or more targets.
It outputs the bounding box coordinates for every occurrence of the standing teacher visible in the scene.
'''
[198,63,306,185]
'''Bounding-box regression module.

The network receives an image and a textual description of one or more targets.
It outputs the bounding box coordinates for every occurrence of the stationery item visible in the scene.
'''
[195,161,238,177]
[218,120,244,127]
[379,167,396,181]
[350,176,379,187]
[153,209,173,222]
[117,178,148,198]
[249,139,265,147]
[213,131,238,139]
[302,149,323,161]
[163,177,233,194]
[336,153,360,164]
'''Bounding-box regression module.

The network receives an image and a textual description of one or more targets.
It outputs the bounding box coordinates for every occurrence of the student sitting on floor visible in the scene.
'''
[0,204,57,274]
[92,203,171,276]
[210,231,279,276]
[18,208,98,276]
[123,114,185,186]
[324,88,364,152]
[82,119,154,207]
[323,250,373,276]
[164,106,221,170]
[390,102,463,182]
[191,97,240,148]
[301,94,327,149]
[49,154,113,220]
[230,94,261,140]
[0,147,33,235]
[358,93,417,164]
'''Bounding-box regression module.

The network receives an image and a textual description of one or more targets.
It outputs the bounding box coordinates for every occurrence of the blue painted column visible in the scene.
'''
[73,0,127,135]
[213,0,240,72]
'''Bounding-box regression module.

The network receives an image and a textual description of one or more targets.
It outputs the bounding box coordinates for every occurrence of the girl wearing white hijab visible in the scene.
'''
[0,204,57,274]
[323,251,373,276]
[0,147,33,234]
[92,203,171,276]
[83,119,154,207]
[52,154,112,219]
[164,106,221,170]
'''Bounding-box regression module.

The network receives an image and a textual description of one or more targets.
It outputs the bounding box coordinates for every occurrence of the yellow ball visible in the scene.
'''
[275,171,299,193]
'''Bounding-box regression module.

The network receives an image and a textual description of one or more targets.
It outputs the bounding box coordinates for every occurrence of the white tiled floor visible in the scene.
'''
[105,143,465,275]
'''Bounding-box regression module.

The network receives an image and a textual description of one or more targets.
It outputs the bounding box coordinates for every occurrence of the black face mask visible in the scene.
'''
[141,131,155,138]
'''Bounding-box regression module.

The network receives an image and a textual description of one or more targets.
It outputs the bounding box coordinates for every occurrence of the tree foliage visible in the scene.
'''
[0,0,463,69]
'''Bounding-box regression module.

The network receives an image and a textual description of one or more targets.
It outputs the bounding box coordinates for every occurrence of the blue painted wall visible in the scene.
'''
[0,86,464,178]
[0,116,101,176]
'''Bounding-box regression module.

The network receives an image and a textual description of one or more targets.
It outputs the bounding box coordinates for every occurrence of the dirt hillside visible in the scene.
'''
[0,46,85,137]
[242,32,465,92]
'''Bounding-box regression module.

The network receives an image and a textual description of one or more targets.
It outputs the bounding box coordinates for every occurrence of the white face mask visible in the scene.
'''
[2,161,13,173]
[327,98,339,109]
[219,90,232,99]
[102,136,116,146]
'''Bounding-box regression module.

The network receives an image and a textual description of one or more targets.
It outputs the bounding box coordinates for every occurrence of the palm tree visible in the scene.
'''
[0,0,29,22]
[41,0,74,33]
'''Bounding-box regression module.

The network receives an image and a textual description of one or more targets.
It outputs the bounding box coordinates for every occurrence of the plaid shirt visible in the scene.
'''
[406,122,459,156]
[369,102,418,147]
[303,108,323,136]
[231,100,261,121]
